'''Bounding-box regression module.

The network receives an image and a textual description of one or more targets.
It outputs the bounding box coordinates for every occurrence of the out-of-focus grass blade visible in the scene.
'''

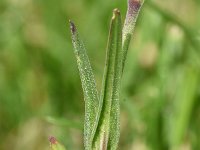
[92,9,122,150]
[122,0,144,70]
[46,116,83,130]
[69,21,99,149]
[49,136,66,150]
[170,67,199,149]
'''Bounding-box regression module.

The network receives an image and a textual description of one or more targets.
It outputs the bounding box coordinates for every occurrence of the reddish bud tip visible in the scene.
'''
[49,136,57,145]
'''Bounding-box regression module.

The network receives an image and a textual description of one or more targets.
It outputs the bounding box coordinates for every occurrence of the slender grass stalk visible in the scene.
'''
[170,67,199,149]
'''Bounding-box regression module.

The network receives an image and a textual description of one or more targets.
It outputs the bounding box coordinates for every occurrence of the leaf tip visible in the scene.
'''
[69,20,76,34]
[113,8,120,15]
[112,8,121,19]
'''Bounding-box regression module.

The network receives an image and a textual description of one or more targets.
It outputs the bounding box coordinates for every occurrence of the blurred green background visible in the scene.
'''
[0,0,200,149]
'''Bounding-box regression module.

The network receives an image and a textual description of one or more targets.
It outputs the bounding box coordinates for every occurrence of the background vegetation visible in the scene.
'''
[0,0,200,149]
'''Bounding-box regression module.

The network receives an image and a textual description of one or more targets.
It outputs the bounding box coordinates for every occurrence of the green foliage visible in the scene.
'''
[92,9,122,150]
[70,20,99,149]
[169,67,199,148]
[0,0,200,149]
[70,0,144,149]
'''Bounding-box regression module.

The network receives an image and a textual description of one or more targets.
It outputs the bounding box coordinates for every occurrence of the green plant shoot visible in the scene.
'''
[69,0,144,149]
[92,9,122,150]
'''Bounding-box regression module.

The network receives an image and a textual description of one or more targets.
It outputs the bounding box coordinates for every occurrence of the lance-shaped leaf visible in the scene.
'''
[92,9,122,150]
[49,136,66,150]
[122,0,144,70]
[70,21,99,149]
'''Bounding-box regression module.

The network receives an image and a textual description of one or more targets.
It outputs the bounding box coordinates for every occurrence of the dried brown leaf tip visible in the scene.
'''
[69,20,76,34]
[113,8,120,15]
[49,136,58,145]
[112,8,120,20]
[128,0,142,12]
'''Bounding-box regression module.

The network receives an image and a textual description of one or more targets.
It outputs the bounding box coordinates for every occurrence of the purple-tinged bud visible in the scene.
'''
[123,0,143,41]
[128,0,141,13]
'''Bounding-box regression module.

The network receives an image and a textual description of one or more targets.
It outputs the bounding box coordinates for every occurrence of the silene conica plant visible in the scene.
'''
[49,0,144,149]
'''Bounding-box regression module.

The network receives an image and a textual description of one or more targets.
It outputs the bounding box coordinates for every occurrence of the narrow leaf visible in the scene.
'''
[122,0,144,70]
[69,21,99,149]
[170,67,199,148]
[46,116,83,130]
[93,9,122,150]
[49,136,66,150]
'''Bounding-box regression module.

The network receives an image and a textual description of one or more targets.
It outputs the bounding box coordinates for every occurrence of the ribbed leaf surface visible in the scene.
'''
[92,9,122,150]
